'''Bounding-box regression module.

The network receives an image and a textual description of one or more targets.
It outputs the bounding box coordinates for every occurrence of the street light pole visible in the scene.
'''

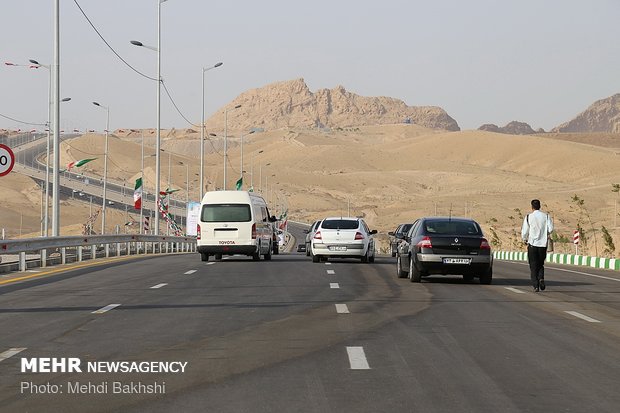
[52,0,61,236]
[130,1,166,234]
[223,104,241,190]
[200,62,223,200]
[92,102,110,234]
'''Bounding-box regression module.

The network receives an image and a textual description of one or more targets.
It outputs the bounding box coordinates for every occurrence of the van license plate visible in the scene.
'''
[329,246,347,251]
[443,258,471,264]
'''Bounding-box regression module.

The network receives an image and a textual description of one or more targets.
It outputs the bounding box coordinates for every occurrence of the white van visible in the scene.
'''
[197,191,276,261]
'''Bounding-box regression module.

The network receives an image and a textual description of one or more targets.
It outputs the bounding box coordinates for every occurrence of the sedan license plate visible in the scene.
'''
[329,246,347,251]
[443,258,471,264]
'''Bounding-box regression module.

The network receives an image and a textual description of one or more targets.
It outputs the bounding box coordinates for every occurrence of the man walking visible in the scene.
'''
[522,199,554,292]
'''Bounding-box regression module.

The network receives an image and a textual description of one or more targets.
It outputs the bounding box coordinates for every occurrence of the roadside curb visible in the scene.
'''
[493,251,620,271]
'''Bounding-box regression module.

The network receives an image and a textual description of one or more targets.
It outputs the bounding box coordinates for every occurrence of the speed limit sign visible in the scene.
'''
[0,144,16,177]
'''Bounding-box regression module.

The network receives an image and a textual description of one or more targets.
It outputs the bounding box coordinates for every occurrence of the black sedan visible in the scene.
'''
[388,223,414,257]
[396,217,493,284]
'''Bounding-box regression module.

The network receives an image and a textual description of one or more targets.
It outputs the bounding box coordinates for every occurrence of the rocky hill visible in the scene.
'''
[553,93,620,133]
[478,121,537,135]
[205,78,460,132]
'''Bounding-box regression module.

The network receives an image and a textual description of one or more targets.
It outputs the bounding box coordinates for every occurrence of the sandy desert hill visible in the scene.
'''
[3,83,620,257]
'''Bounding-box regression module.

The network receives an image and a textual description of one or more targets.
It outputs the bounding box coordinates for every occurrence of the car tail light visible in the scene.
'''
[252,223,257,239]
[314,231,322,240]
[417,236,432,249]
[354,232,364,240]
[197,224,201,240]
[480,238,491,250]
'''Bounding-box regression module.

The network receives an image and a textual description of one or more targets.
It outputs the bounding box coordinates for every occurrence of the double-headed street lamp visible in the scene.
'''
[200,62,223,200]
[223,104,242,190]
[92,102,110,234]
[130,0,167,235]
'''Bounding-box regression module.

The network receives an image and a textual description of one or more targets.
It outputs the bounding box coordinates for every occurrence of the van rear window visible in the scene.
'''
[201,204,251,222]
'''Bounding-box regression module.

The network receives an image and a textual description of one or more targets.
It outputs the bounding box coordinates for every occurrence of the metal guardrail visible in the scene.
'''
[0,235,196,273]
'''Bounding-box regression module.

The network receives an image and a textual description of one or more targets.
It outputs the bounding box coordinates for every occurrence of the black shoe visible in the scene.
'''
[539,280,546,291]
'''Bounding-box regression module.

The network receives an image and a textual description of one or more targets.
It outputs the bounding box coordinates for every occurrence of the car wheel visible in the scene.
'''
[200,252,209,262]
[463,274,474,282]
[397,255,407,278]
[409,256,421,283]
[480,267,493,285]
[215,254,222,261]
[312,254,321,263]
[306,242,310,256]
[391,250,396,258]
[264,242,272,261]
[368,253,375,263]
[273,242,279,255]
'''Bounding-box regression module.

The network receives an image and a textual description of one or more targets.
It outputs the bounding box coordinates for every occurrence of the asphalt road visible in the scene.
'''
[0,227,619,412]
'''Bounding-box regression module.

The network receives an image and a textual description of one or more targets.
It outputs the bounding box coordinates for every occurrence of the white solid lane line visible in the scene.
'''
[346,347,370,370]
[92,304,121,314]
[150,283,168,289]
[508,262,620,282]
[565,311,601,323]
[335,304,350,314]
[184,270,197,275]
[326,269,335,275]
[0,348,27,363]
[504,287,526,294]
[330,283,340,289]
[206,262,215,266]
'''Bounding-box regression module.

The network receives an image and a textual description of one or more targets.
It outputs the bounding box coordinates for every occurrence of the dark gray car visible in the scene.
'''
[397,217,493,284]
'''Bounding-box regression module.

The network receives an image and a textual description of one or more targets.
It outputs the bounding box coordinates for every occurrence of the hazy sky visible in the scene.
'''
[2,0,619,132]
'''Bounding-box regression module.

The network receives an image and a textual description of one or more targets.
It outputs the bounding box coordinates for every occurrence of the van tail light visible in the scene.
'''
[417,236,432,249]
[197,224,201,240]
[314,231,322,240]
[480,238,491,250]
[354,232,364,240]
[251,223,257,239]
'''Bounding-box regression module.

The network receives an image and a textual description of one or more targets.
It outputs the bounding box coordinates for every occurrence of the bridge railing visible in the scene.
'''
[0,235,196,273]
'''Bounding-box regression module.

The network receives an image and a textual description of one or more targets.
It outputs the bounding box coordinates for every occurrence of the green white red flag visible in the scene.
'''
[67,158,97,171]
[133,177,143,210]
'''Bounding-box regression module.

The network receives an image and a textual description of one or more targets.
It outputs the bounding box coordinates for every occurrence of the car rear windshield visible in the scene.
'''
[424,220,481,236]
[201,204,251,222]
[398,224,413,235]
[321,219,359,230]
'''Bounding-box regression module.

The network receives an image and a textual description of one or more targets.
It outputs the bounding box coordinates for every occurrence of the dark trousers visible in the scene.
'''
[527,244,547,288]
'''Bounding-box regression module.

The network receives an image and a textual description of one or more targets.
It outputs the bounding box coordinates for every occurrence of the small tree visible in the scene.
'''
[601,226,615,257]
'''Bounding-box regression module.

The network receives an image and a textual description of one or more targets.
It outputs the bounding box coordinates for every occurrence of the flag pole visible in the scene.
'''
[140,131,144,234]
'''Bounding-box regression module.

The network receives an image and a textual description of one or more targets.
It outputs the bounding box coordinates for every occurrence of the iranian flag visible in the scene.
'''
[67,158,97,171]
[133,177,143,210]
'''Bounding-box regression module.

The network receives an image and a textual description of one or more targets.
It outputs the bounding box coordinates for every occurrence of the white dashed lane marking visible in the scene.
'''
[325,262,332,265]
[184,270,197,275]
[565,311,601,323]
[346,347,370,370]
[330,283,340,289]
[326,270,335,275]
[0,348,27,363]
[504,287,526,294]
[206,262,215,266]
[150,283,168,289]
[92,304,121,314]
[335,304,350,314]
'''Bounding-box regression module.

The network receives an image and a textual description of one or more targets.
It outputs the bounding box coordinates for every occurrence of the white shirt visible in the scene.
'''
[521,210,554,247]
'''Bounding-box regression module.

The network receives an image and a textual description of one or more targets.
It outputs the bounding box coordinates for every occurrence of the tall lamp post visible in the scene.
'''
[200,62,223,200]
[5,59,54,236]
[223,104,241,190]
[52,0,61,236]
[92,102,110,234]
[251,150,263,190]
[130,0,166,235]
[239,130,254,190]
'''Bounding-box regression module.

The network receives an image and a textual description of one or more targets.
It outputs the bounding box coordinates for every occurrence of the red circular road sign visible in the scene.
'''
[0,144,16,177]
